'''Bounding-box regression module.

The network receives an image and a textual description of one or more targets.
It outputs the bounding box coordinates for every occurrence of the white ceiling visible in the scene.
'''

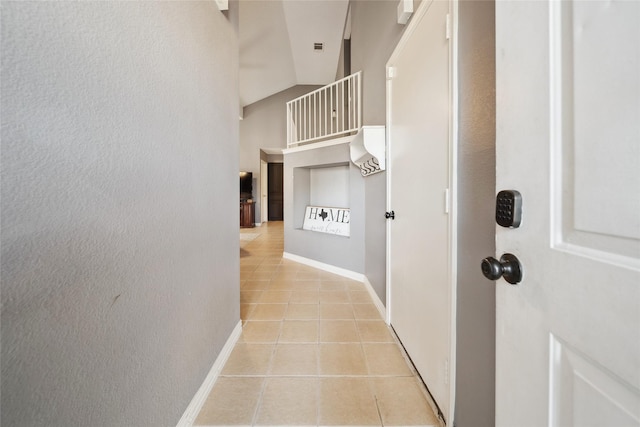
[239,0,350,107]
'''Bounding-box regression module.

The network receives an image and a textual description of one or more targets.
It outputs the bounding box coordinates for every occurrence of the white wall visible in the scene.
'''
[0,2,240,425]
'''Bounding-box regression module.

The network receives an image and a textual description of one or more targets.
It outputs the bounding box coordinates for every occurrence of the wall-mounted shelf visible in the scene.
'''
[349,126,385,176]
[214,0,228,11]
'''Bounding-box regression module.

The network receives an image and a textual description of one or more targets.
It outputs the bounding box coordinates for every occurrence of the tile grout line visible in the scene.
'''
[237,223,436,427]
[249,256,279,427]
[374,394,385,427]
[355,303,384,427]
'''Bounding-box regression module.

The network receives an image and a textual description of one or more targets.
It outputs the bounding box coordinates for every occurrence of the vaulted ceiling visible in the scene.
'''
[239,0,350,107]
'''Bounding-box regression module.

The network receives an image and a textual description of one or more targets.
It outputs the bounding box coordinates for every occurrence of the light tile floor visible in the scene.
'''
[194,222,440,427]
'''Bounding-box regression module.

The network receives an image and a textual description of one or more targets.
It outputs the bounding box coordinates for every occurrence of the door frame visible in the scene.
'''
[267,162,284,221]
[260,159,268,224]
[385,0,459,423]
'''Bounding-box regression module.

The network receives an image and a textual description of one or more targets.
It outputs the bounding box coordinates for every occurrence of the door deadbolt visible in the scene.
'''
[481,253,522,284]
[495,190,522,228]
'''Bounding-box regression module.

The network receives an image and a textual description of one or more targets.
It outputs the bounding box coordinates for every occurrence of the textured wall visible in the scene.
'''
[350,1,407,126]
[240,85,320,223]
[455,1,496,426]
[350,0,408,303]
[1,2,240,426]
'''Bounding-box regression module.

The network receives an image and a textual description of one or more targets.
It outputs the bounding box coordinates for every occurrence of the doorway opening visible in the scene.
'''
[267,162,284,221]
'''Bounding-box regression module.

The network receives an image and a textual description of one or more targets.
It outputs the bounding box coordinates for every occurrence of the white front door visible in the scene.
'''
[386,0,453,423]
[495,1,640,425]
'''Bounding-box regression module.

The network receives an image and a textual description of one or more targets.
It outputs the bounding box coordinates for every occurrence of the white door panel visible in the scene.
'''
[387,0,453,423]
[495,1,640,426]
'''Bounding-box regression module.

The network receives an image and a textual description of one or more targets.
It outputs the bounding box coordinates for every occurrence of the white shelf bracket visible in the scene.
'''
[349,126,386,177]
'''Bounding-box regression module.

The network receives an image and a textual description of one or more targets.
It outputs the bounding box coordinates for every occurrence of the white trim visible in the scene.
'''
[282,252,386,321]
[448,1,459,423]
[344,4,352,39]
[282,252,364,281]
[282,135,353,155]
[363,276,387,322]
[176,321,243,427]
[260,159,268,224]
[385,63,393,327]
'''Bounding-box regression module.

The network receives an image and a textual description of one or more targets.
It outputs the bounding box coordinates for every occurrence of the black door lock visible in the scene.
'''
[385,211,395,220]
[496,190,522,228]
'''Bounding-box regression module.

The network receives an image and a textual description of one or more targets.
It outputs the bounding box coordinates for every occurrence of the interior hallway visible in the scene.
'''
[193,221,440,426]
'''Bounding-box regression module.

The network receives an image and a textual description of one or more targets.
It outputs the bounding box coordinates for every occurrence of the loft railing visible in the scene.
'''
[286,71,362,148]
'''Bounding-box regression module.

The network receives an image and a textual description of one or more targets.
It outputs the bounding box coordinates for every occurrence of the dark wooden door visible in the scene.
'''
[267,163,283,221]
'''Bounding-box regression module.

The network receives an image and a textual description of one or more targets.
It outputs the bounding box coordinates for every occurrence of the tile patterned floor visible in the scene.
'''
[194,222,440,427]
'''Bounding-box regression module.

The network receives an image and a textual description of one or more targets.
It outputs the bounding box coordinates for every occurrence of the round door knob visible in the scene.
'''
[481,253,522,284]
[481,257,504,280]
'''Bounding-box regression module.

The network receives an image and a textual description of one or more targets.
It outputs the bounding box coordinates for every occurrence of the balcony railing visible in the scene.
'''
[286,71,362,148]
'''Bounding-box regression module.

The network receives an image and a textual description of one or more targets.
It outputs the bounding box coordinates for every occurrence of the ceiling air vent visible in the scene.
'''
[313,42,324,52]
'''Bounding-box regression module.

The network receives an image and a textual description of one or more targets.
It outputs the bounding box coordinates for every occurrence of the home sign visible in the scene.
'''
[302,206,350,237]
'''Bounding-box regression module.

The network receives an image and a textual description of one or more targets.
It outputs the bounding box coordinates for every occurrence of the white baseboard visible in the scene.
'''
[176,320,242,427]
[283,252,364,281]
[282,252,385,320]
[363,276,387,321]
